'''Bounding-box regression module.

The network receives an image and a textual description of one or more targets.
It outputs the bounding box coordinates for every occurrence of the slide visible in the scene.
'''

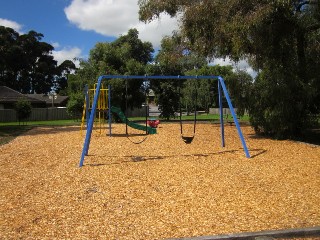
[110,106,157,134]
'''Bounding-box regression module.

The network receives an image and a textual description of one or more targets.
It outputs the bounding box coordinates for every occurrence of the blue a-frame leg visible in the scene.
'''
[79,76,103,167]
[218,76,251,158]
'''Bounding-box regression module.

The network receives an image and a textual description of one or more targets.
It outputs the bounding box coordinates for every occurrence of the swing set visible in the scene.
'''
[79,75,251,167]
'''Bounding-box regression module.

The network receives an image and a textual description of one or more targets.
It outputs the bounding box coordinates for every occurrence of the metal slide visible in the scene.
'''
[110,106,157,134]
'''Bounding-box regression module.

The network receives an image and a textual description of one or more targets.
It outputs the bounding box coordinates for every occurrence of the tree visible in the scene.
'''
[70,29,154,112]
[154,33,206,75]
[66,92,84,120]
[55,60,77,95]
[0,26,59,94]
[139,0,320,138]
[156,81,179,120]
[184,65,252,115]
[147,33,207,119]
[0,26,23,89]
[226,70,253,116]
[15,98,32,125]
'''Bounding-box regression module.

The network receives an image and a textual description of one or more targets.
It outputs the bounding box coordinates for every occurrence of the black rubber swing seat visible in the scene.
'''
[182,136,194,144]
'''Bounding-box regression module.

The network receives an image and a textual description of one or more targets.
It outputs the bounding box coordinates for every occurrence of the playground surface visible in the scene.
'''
[0,123,319,239]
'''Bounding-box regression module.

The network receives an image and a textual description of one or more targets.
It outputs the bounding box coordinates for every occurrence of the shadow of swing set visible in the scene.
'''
[79,75,251,167]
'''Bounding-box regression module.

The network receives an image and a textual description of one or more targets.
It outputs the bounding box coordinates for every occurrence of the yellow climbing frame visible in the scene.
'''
[80,84,109,135]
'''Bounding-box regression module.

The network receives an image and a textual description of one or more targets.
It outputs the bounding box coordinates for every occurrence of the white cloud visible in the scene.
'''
[211,57,233,66]
[135,13,179,47]
[233,59,258,78]
[51,42,61,49]
[52,47,82,67]
[64,0,179,48]
[210,57,257,78]
[0,18,23,33]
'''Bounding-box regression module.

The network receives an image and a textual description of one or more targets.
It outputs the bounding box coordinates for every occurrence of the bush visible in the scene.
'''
[249,66,310,139]
[15,98,32,125]
[66,92,84,120]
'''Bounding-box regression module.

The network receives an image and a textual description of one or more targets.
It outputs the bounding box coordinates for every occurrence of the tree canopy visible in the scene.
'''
[70,29,154,111]
[0,26,75,94]
[139,0,320,138]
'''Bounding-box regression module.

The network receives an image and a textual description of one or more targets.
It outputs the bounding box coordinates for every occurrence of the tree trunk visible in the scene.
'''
[296,29,307,83]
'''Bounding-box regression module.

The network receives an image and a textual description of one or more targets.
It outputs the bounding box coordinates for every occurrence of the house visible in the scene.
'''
[0,86,46,109]
[147,89,155,104]
[25,94,69,107]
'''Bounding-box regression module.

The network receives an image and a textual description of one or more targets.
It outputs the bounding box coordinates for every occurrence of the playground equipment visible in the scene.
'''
[123,78,156,144]
[79,75,251,167]
[80,84,110,135]
[111,106,156,134]
[80,82,157,137]
[147,118,160,128]
[179,79,197,144]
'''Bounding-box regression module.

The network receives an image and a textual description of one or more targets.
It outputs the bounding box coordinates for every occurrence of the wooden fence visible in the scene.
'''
[0,107,240,122]
[0,108,72,122]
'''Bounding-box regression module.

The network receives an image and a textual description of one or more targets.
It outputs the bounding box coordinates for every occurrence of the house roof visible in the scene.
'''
[25,94,69,105]
[0,86,46,104]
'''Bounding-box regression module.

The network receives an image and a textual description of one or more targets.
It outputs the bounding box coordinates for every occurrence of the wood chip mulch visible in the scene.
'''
[0,123,319,239]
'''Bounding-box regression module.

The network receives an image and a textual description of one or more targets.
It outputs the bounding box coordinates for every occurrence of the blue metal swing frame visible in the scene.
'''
[79,75,251,167]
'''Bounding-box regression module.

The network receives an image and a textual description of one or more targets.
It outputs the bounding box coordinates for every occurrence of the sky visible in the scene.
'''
[0,0,255,76]
[0,0,179,65]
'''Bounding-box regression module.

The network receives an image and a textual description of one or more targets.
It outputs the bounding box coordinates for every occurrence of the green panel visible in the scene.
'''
[111,106,156,134]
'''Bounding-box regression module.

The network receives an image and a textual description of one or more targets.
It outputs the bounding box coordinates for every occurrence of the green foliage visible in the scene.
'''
[139,0,320,138]
[66,93,84,120]
[0,26,76,94]
[148,65,252,120]
[55,60,77,95]
[0,27,56,93]
[157,81,179,120]
[155,33,206,75]
[249,63,309,138]
[70,29,154,111]
[86,28,153,77]
[15,98,32,125]
[148,33,207,119]
[226,70,253,116]
[184,65,252,115]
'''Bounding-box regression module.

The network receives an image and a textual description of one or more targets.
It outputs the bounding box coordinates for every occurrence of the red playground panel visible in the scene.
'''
[147,119,160,128]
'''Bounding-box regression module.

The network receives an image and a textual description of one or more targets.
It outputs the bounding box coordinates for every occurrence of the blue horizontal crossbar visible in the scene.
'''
[96,75,219,80]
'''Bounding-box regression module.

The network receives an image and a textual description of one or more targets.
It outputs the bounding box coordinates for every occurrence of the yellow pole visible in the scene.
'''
[86,83,109,135]
[80,98,87,136]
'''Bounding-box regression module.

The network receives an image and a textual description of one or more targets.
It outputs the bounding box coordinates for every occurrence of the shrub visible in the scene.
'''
[15,98,32,125]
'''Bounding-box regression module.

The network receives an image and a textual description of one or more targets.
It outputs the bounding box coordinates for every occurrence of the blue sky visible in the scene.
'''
[0,0,178,65]
[0,0,255,76]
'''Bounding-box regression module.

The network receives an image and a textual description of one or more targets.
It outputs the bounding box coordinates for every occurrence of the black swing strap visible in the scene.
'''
[179,77,197,144]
